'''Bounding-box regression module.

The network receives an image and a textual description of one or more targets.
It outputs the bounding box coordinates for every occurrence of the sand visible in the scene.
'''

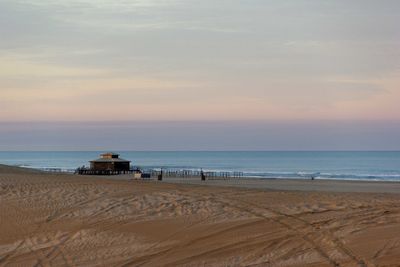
[1,165,400,266]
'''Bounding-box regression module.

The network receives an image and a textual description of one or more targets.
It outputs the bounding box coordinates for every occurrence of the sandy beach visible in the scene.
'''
[1,164,400,266]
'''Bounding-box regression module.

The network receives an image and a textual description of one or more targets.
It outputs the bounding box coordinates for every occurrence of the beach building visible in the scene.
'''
[90,153,130,172]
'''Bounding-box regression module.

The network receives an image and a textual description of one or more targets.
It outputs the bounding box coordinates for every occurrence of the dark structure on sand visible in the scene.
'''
[90,152,130,171]
[77,153,134,175]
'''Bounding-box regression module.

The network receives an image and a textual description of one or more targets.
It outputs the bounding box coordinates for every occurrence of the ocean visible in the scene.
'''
[0,151,399,181]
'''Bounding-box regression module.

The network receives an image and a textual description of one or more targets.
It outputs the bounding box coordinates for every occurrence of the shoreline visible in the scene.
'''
[4,164,400,194]
[3,150,400,183]
[9,164,400,182]
[162,176,400,194]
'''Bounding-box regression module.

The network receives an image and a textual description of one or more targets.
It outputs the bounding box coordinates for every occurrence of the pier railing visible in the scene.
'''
[145,169,243,179]
[75,166,243,179]
[75,168,137,176]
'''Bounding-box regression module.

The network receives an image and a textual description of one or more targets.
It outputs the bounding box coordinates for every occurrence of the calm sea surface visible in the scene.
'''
[0,151,399,181]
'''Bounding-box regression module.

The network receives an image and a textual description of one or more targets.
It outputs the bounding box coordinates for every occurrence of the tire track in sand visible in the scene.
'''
[223,194,370,267]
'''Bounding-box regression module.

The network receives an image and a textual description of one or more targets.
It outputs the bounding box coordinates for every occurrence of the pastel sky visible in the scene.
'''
[1,0,399,121]
[1,1,400,150]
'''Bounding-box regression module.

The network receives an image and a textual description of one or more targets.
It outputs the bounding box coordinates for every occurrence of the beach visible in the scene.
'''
[1,164,400,266]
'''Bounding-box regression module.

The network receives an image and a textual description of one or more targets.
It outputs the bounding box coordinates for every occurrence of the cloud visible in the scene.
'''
[0,53,106,78]
[0,0,399,121]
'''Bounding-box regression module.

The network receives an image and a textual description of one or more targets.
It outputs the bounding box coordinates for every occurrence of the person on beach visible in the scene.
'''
[201,169,206,181]
[311,172,320,180]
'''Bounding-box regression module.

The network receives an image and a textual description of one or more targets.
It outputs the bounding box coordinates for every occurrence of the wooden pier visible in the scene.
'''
[144,169,243,180]
[75,168,137,175]
[76,166,243,179]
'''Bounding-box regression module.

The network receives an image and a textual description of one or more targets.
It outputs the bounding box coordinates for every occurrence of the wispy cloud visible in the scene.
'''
[1,0,399,121]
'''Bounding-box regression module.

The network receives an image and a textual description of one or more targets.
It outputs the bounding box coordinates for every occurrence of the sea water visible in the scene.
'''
[0,151,399,181]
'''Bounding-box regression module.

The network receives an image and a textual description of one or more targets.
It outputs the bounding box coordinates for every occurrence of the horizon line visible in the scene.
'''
[1,150,400,153]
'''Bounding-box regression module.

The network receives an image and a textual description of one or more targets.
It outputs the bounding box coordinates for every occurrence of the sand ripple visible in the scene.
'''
[1,165,400,266]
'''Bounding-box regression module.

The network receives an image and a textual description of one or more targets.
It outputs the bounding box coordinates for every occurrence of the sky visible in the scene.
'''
[1,121,400,151]
[0,0,399,150]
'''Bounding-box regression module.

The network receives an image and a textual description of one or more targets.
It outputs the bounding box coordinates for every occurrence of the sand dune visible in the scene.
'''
[1,165,400,266]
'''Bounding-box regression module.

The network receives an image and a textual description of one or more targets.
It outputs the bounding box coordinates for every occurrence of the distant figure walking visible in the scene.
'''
[201,169,206,181]
[311,172,320,180]
[158,170,163,181]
